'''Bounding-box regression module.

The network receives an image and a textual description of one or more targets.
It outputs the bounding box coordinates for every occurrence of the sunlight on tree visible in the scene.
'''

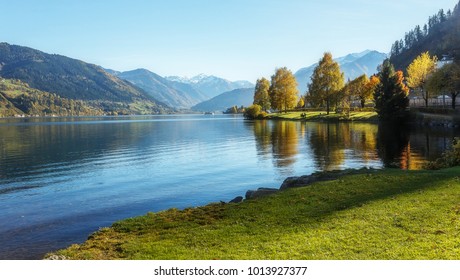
[406,52,437,107]
[307,52,344,115]
[253,77,271,111]
[269,67,298,113]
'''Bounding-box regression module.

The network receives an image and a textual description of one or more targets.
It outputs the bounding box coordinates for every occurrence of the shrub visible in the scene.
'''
[425,138,460,170]
[257,111,268,118]
[244,104,263,119]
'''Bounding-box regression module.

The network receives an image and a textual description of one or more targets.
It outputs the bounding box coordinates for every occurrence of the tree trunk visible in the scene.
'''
[326,97,330,115]
[361,98,365,108]
[422,87,429,107]
[452,93,457,110]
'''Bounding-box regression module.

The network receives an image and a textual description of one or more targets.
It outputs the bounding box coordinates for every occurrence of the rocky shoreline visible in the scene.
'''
[230,167,379,203]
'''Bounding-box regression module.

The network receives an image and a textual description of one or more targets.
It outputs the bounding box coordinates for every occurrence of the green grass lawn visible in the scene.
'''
[268,111,378,122]
[51,167,460,260]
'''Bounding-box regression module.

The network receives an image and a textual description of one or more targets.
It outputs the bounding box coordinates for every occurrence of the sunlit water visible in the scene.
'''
[0,114,459,259]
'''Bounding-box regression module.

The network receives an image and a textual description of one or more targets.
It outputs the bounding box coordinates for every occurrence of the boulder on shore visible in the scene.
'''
[229,196,243,203]
[245,188,279,200]
[280,168,377,190]
[240,168,376,202]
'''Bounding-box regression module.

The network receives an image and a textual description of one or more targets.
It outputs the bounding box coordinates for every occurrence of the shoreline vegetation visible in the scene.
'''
[48,165,460,260]
[266,110,379,122]
[241,108,458,128]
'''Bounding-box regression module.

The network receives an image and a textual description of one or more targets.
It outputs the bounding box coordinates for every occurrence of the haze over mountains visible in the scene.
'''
[0,41,388,115]
[194,50,387,113]
[166,74,253,98]
[112,69,255,108]
[4,1,460,115]
[191,88,255,112]
[295,50,387,94]
[103,48,387,112]
[115,69,208,109]
[0,43,169,115]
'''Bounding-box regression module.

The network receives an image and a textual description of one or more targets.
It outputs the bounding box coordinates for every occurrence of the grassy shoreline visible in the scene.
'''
[266,111,379,122]
[50,167,460,260]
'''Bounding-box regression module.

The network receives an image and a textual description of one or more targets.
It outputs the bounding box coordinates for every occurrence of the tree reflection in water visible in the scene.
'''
[250,119,458,173]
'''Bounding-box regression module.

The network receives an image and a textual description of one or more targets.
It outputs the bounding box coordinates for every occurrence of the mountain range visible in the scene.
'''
[191,88,255,112]
[0,42,388,115]
[112,70,254,108]
[114,69,207,109]
[166,74,253,99]
[294,50,387,94]
[0,43,168,115]
[188,50,386,112]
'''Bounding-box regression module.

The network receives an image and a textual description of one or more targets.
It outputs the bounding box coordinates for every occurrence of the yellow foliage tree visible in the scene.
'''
[297,96,305,108]
[406,51,438,107]
[307,52,344,114]
[346,74,370,108]
[269,67,298,113]
[253,77,271,111]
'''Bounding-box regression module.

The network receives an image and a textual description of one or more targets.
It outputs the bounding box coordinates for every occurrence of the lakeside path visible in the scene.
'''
[267,111,379,122]
[49,167,460,260]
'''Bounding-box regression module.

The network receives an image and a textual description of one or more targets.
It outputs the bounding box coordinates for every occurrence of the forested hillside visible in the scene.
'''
[0,43,169,115]
[0,78,103,117]
[390,1,460,71]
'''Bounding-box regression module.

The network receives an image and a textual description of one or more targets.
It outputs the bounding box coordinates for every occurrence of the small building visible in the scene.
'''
[437,54,454,68]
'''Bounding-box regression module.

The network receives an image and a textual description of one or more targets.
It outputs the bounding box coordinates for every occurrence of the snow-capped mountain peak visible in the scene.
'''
[164,74,254,100]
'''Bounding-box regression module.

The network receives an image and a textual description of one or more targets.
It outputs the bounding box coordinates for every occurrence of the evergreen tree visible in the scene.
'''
[253,77,271,111]
[391,40,401,56]
[374,60,409,121]
[390,1,460,69]
[438,9,447,22]
[269,67,298,112]
[307,52,344,114]
[414,25,423,42]
[454,1,460,16]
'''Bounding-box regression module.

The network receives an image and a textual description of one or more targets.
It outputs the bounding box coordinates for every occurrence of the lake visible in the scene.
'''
[1,114,459,259]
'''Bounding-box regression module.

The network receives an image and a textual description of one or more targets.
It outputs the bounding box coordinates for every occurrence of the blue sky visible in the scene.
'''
[2,0,459,81]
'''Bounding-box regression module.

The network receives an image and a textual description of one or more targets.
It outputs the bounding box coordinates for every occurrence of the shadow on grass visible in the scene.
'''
[235,168,460,226]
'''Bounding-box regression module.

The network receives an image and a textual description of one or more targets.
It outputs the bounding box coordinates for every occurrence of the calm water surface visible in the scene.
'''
[0,114,459,259]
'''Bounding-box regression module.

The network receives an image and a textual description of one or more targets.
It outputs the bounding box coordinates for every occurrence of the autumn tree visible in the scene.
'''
[243,104,263,119]
[374,60,409,121]
[337,79,352,115]
[363,75,380,108]
[307,52,344,114]
[346,74,375,108]
[253,77,271,111]
[269,67,298,112]
[426,62,460,109]
[406,52,438,107]
[296,96,305,108]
